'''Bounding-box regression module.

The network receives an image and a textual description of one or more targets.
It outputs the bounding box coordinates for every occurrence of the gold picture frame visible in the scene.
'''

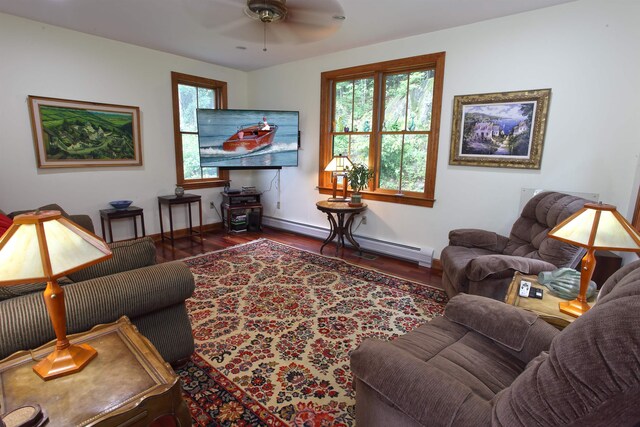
[28,96,142,168]
[449,89,551,169]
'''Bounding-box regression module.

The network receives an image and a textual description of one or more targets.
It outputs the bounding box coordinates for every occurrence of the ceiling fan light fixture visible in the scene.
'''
[245,0,287,23]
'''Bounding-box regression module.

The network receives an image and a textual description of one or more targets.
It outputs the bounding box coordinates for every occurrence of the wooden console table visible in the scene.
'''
[158,194,203,244]
[316,200,367,255]
[0,316,191,426]
[99,206,145,243]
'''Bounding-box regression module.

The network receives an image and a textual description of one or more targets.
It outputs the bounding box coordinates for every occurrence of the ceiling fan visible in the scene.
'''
[185,0,345,50]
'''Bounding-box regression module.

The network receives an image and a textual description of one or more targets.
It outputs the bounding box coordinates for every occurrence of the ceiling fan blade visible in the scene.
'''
[269,19,341,43]
[182,0,245,29]
[286,0,344,17]
[280,0,345,42]
[221,20,286,45]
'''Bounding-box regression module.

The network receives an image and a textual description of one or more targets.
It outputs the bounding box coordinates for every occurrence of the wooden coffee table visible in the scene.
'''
[505,272,595,329]
[0,317,191,426]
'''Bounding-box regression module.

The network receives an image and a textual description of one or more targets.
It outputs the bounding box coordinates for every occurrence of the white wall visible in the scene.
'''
[0,13,248,240]
[247,0,640,258]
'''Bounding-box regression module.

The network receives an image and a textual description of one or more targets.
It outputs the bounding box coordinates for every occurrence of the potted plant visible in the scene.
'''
[345,163,374,207]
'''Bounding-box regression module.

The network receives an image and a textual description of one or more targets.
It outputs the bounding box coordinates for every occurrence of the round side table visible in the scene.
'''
[316,200,367,255]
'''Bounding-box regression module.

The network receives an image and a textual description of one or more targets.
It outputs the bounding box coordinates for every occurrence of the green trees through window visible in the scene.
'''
[171,72,228,189]
[320,53,445,207]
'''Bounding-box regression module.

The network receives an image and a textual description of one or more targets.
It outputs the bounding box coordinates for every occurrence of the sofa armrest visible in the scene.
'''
[0,261,194,359]
[449,228,509,253]
[444,294,558,362]
[351,339,492,426]
[467,254,557,282]
[67,237,156,282]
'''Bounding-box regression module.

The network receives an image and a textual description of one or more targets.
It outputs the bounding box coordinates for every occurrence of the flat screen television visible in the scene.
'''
[197,109,299,169]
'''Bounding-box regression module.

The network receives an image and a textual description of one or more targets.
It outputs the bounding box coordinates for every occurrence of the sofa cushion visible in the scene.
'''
[0,277,74,301]
[67,237,156,282]
[445,293,537,351]
[505,192,586,268]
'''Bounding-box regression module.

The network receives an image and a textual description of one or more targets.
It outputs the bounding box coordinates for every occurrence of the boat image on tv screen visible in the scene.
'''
[197,109,299,169]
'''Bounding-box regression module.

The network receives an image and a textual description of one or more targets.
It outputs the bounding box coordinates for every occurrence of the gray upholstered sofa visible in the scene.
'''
[0,204,195,364]
[351,259,640,426]
[440,192,589,301]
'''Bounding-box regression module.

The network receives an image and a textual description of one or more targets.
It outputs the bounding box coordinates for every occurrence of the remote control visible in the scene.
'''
[529,288,544,299]
[519,280,531,297]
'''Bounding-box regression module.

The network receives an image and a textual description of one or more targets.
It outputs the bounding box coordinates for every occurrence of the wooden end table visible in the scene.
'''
[158,194,203,244]
[505,272,595,329]
[0,316,191,426]
[316,200,367,255]
[99,206,146,243]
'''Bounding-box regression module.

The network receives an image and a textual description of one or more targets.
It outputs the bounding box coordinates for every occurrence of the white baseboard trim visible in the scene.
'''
[262,216,434,267]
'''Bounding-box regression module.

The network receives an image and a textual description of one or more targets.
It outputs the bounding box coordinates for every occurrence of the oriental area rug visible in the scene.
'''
[177,239,447,426]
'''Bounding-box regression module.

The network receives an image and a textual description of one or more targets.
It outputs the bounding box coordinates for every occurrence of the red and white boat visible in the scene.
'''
[222,124,278,152]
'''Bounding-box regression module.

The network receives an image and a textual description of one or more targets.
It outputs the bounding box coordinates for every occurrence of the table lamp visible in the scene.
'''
[548,202,640,317]
[324,154,353,201]
[0,210,112,380]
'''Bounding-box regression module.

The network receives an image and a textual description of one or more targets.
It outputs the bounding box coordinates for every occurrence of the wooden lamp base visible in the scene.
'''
[559,299,591,318]
[33,343,97,381]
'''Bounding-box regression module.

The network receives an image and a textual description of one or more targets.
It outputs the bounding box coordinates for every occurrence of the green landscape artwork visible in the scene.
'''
[29,96,142,168]
[39,105,135,161]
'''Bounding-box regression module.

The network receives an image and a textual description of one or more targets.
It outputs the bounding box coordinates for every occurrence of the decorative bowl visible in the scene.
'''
[109,200,133,210]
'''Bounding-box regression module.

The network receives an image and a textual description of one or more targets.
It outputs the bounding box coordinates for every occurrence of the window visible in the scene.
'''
[171,72,229,189]
[319,53,445,207]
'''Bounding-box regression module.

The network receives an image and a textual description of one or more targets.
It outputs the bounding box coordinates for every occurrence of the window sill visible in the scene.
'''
[318,187,435,207]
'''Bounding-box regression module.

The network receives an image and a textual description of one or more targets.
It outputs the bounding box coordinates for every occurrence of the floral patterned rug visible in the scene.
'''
[177,239,447,426]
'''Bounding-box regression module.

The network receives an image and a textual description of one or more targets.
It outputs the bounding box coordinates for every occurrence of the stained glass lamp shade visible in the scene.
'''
[324,154,353,201]
[0,210,112,380]
[548,202,640,317]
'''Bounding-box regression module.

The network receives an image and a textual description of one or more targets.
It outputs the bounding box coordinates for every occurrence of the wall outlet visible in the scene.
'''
[276,201,281,209]
[210,202,215,209]
[361,215,367,225]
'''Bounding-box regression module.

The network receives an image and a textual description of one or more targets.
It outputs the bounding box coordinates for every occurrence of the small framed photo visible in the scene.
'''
[28,96,142,168]
[449,89,551,169]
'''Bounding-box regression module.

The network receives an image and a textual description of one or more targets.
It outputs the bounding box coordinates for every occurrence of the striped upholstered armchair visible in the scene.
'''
[0,207,195,365]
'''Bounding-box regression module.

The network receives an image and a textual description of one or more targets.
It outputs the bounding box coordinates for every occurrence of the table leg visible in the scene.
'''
[168,204,174,244]
[197,200,203,240]
[141,212,146,237]
[158,200,165,242]
[187,202,193,235]
[133,214,139,239]
[345,213,363,254]
[100,217,107,241]
[108,218,114,244]
[335,212,347,255]
[320,212,338,255]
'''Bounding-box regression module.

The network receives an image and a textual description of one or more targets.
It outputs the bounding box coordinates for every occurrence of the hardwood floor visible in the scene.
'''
[155,226,443,289]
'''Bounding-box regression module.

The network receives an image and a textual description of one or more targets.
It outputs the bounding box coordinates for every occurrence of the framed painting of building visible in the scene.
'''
[28,96,142,168]
[449,89,551,169]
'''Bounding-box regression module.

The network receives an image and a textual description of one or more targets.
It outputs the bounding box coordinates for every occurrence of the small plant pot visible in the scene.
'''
[349,193,363,207]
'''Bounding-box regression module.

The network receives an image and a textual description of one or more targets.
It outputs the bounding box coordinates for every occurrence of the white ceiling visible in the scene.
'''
[0,0,577,71]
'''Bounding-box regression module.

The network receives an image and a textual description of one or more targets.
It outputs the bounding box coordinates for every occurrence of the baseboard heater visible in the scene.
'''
[262,216,434,267]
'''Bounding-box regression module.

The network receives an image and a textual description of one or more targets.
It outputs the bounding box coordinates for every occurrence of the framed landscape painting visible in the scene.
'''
[449,89,550,169]
[28,96,142,168]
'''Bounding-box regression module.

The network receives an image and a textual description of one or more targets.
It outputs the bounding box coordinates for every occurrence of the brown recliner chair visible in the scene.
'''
[440,191,589,301]
[350,259,640,426]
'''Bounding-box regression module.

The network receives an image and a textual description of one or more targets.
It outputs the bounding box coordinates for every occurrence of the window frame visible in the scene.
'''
[318,52,445,207]
[171,71,229,189]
